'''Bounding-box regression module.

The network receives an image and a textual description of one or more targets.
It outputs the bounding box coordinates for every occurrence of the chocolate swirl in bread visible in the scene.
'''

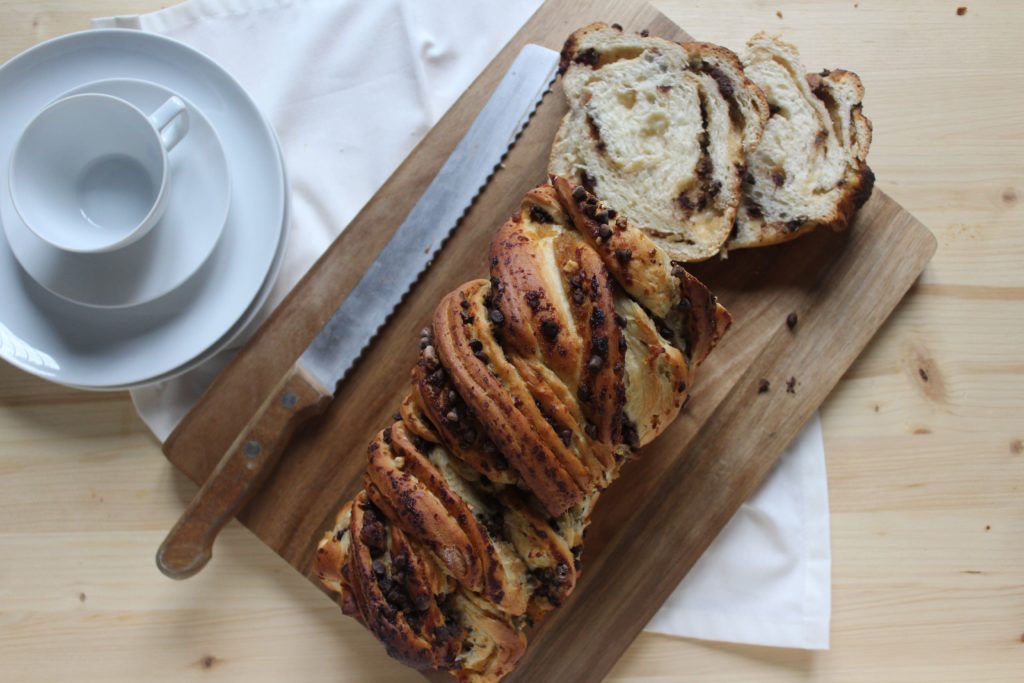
[549,23,769,262]
[728,33,874,249]
[314,179,729,681]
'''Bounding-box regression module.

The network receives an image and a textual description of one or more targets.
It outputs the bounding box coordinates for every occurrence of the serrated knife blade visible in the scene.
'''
[301,43,560,390]
[156,44,562,580]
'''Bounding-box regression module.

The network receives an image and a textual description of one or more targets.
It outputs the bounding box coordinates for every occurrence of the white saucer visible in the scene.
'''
[0,29,287,389]
[4,78,231,309]
[74,174,289,391]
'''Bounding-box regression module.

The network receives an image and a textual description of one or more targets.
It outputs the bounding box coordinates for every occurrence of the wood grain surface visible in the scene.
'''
[1,1,1022,683]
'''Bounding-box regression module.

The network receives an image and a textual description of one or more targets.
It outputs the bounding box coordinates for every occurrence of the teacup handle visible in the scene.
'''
[149,96,189,152]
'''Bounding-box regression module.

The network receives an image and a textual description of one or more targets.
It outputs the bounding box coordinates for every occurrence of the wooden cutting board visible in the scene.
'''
[163,0,936,680]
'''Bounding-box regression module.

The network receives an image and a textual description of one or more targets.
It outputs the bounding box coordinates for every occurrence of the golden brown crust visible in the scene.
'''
[315,179,730,682]
[413,346,519,486]
[553,176,731,366]
[316,491,463,672]
[435,280,586,517]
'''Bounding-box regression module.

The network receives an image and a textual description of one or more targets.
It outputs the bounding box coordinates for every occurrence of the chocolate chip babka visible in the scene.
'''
[550,25,874,260]
[728,33,874,249]
[315,177,730,681]
[549,23,769,262]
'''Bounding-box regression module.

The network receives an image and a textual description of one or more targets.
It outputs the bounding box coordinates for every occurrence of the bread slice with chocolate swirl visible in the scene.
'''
[315,179,729,682]
[728,33,874,249]
[549,23,768,262]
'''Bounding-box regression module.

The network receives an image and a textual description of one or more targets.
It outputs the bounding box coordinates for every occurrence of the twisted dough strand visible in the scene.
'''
[315,179,729,681]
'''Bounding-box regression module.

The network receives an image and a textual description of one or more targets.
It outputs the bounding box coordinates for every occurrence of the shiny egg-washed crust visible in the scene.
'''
[315,179,730,681]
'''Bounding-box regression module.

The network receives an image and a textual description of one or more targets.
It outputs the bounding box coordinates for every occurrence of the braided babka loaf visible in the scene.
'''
[315,177,730,681]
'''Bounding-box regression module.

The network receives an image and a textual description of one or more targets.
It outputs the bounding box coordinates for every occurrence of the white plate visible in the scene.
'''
[0,29,286,389]
[72,171,289,391]
[4,78,231,308]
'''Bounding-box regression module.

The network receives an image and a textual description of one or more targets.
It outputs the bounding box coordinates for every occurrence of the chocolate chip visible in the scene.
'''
[489,308,504,325]
[468,339,483,353]
[460,312,474,325]
[574,47,599,66]
[572,290,585,305]
[786,312,798,330]
[540,319,560,341]
[597,225,612,239]
[640,28,650,37]
[559,428,572,447]
[460,298,469,309]
[758,379,770,394]
[588,354,604,371]
[529,205,554,224]
[786,377,797,394]
[621,419,638,446]
[446,409,460,422]
[382,427,392,444]
[595,210,609,224]
[571,185,587,201]
[372,559,387,577]
[677,382,686,392]
[392,412,401,421]
[614,248,632,264]
[611,22,622,30]
[584,422,598,439]
[579,170,596,193]
[590,307,605,328]
[413,595,430,612]
[525,290,542,311]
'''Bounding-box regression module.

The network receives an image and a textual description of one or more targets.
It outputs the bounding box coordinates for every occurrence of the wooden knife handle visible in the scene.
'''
[156,364,333,579]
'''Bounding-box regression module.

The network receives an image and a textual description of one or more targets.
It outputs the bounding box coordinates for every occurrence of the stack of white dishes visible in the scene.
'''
[0,29,288,390]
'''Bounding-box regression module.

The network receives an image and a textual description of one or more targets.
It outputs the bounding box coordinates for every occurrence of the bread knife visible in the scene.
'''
[156,44,562,579]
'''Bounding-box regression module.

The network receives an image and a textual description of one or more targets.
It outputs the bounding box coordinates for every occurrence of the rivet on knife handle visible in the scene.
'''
[156,365,332,579]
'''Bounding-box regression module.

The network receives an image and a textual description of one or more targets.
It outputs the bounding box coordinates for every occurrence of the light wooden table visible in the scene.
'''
[1,1,1021,681]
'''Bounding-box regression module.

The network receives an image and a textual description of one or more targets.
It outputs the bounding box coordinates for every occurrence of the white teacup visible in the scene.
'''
[9,93,189,254]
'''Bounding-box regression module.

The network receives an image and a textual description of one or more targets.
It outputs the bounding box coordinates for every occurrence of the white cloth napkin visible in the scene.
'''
[95,0,831,650]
